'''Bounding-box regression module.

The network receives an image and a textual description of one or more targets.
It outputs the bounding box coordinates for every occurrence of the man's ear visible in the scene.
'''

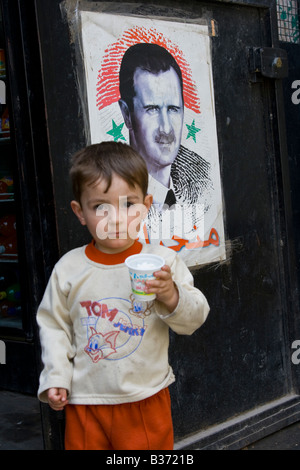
[119,99,132,129]
[71,200,86,226]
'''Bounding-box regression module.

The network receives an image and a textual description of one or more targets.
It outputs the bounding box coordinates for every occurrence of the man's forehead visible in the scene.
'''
[133,67,182,103]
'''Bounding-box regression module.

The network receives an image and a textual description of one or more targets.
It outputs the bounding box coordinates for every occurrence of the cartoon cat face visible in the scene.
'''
[85,328,119,362]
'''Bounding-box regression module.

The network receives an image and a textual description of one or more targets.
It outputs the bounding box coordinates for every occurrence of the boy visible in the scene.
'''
[37,141,209,450]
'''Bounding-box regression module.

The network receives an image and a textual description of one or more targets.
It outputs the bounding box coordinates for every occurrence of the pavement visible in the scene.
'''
[0,390,43,450]
[0,389,300,450]
[243,421,300,450]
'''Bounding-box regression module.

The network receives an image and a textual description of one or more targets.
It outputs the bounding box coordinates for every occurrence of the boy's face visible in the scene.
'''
[71,173,152,254]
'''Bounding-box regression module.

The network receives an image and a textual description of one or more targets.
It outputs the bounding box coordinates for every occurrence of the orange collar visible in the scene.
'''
[85,239,143,265]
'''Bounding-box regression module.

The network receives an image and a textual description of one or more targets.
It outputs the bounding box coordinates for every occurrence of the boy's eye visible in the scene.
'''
[119,199,134,209]
[96,203,111,214]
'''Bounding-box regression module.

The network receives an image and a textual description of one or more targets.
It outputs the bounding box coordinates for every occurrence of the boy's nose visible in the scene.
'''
[110,204,128,227]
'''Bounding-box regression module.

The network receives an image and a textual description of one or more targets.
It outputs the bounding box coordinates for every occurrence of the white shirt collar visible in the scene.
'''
[148,175,175,208]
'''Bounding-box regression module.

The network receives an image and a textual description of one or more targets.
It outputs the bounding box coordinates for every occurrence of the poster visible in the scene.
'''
[80,10,225,267]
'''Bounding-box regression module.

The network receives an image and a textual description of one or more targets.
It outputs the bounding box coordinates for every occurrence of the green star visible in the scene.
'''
[107,120,126,142]
[186,119,201,143]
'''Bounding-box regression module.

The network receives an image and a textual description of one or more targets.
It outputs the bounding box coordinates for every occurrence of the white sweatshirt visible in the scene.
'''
[37,240,209,405]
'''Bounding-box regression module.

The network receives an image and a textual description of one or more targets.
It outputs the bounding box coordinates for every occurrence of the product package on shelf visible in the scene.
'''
[0,214,17,260]
[0,49,5,76]
[0,106,9,138]
[0,174,14,200]
[0,266,21,319]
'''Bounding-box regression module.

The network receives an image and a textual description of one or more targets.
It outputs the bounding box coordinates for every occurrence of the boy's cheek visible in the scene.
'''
[127,217,143,239]
[128,203,148,220]
[96,219,109,240]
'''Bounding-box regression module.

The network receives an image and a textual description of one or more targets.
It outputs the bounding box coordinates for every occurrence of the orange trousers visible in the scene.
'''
[64,388,174,450]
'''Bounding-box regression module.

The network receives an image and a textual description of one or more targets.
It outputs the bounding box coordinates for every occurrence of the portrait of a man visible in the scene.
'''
[79,10,225,266]
[118,43,213,212]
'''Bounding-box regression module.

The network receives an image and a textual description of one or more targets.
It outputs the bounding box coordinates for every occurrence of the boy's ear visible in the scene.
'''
[119,99,132,130]
[143,194,153,213]
[71,200,86,226]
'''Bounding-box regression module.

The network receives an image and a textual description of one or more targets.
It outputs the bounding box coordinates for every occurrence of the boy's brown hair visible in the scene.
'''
[70,142,149,202]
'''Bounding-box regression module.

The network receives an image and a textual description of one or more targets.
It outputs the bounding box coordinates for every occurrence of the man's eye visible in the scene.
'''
[168,106,180,113]
[145,106,159,114]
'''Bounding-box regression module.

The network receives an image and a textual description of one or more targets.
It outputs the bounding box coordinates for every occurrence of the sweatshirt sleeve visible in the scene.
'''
[36,268,75,402]
[153,254,210,335]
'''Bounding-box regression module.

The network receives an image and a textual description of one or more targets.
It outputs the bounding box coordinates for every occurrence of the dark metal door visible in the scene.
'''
[33,0,300,449]
[170,0,300,449]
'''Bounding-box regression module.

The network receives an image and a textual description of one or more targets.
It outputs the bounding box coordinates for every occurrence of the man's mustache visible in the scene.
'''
[155,132,175,144]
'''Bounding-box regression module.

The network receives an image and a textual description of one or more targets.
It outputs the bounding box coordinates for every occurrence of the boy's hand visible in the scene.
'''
[47,388,69,411]
[145,265,179,312]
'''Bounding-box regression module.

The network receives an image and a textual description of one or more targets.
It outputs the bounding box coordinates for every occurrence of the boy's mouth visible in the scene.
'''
[108,231,127,239]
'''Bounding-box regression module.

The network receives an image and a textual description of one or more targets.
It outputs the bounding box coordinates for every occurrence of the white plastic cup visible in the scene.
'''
[125,253,165,301]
